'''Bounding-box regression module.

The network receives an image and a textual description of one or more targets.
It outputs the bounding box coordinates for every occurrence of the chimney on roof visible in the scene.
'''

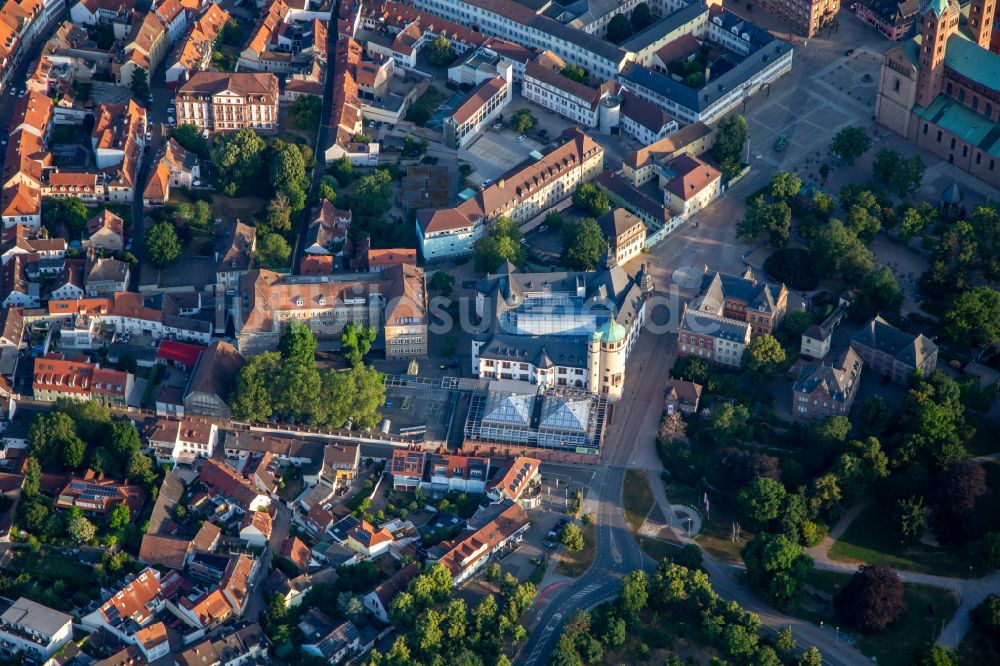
[497,179,505,188]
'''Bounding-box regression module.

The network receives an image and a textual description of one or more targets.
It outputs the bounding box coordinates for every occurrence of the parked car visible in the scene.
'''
[537,224,548,233]
[845,48,855,56]
[516,134,527,143]
[492,121,503,130]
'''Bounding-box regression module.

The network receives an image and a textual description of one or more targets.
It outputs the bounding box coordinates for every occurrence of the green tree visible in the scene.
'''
[712,115,749,178]
[269,141,309,211]
[873,149,926,198]
[943,286,1000,347]
[317,178,337,205]
[510,108,538,133]
[126,450,156,486]
[288,93,321,130]
[354,170,393,217]
[130,67,149,100]
[742,533,813,610]
[631,2,653,31]
[341,322,377,365]
[22,457,41,497]
[800,646,823,666]
[255,232,291,269]
[145,220,182,267]
[809,219,874,286]
[278,321,317,362]
[812,191,835,219]
[330,155,354,185]
[426,34,455,67]
[619,570,648,615]
[560,64,588,83]
[212,128,266,196]
[606,13,633,43]
[562,218,606,270]
[847,203,881,242]
[775,626,796,660]
[711,402,750,445]
[42,197,90,238]
[914,643,958,666]
[29,412,85,469]
[274,358,321,419]
[230,351,281,422]
[769,171,802,200]
[741,334,786,377]
[428,270,455,296]
[851,266,903,321]
[603,616,626,647]
[572,183,609,216]
[738,477,787,529]
[831,126,871,165]
[896,497,927,543]
[68,514,96,543]
[192,200,211,228]
[559,522,584,551]
[473,216,524,272]
[109,504,130,531]
[318,364,386,429]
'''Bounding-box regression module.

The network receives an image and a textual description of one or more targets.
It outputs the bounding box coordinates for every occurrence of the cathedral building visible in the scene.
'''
[876,0,1000,188]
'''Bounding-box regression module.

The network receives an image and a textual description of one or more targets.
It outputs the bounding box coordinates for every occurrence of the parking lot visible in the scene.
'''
[461,129,546,184]
[90,82,135,106]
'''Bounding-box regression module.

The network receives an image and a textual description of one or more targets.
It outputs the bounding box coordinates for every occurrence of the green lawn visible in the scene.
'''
[694,493,753,564]
[555,522,596,578]
[788,569,958,666]
[636,536,679,562]
[526,559,547,586]
[828,501,992,577]
[623,469,656,533]
[967,423,1000,456]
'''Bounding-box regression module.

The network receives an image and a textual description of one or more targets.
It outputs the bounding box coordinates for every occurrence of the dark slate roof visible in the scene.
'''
[620,29,790,114]
[478,334,590,369]
[793,348,863,400]
[851,316,938,368]
[679,308,750,342]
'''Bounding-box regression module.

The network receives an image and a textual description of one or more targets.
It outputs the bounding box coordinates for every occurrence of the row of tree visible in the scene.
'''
[551,556,827,666]
[368,563,533,666]
[229,321,386,429]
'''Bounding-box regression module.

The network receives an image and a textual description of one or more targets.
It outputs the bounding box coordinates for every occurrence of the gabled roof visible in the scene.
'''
[851,315,938,367]
[199,459,261,511]
[661,153,721,202]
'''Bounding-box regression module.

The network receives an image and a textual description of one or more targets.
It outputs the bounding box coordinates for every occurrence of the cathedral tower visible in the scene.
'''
[968,0,995,50]
[915,0,959,109]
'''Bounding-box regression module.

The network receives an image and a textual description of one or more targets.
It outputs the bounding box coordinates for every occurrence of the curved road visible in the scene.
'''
[516,322,878,665]
[518,329,670,666]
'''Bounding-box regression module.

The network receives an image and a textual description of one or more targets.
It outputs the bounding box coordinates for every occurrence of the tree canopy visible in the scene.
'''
[212,128,267,196]
[562,217,606,271]
[943,286,1000,348]
[510,108,537,133]
[254,232,291,269]
[830,126,871,165]
[426,35,455,67]
[560,64,588,84]
[145,220,182,267]
[341,322,377,366]
[42,197,89,239]
[473,216,524,273]
[873,148,925,198]
[712,115,749,180]
[607,14,633,43]
[834,565,905,633]
[572,183,610,217]
[741,334,786,377]
[169,124,210,158]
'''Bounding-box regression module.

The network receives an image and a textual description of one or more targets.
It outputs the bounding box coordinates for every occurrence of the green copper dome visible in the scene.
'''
[595,319,627,343]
